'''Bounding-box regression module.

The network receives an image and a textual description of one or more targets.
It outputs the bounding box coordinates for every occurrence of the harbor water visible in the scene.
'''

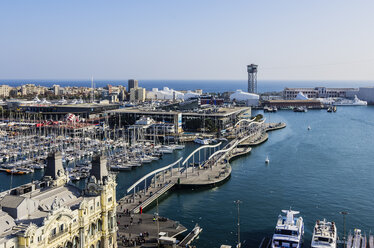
[1,106,374,247]
[146,106,374,247]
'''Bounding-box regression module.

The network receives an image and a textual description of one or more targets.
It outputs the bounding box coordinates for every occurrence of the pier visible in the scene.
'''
[118,119,286,215]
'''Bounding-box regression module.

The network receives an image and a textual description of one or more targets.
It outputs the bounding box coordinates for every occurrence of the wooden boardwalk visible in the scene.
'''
[118,121,286,215]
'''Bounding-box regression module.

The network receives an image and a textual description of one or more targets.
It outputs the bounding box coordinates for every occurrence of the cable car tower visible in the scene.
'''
[247,64,258,93]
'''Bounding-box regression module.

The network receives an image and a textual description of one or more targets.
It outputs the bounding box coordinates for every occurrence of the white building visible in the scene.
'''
[358,87,374,104]
[146,87,184,100]
[130,87,146,102]
[283,87,357,100]
[230,89,259,106]
[183,90,200,100]
[0,85,11,97]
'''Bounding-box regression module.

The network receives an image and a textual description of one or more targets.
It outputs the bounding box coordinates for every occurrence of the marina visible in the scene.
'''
[0,106,373,247]
[2,0,374,247]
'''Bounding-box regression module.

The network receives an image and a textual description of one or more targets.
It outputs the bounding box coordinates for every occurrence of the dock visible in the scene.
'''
[118,119,287,215]
[179,224,203,247]
[116,119,286,246]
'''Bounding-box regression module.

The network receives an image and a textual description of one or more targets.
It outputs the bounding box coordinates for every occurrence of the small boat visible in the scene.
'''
[311,219,337,248]
[347,229,366,248]
[271,209,304,248]
[293,106,308,112]
[308,126,311,131]
[369,234,373,248]
[172,144,185,150]
[264,106,278,113]
[265,156,270,164]
[158,146,174,154]
[194,138,210,145]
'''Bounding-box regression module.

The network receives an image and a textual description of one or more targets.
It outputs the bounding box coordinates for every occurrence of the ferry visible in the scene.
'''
[347,229,366,248]
[311,219,337,248]
[271,209,304,248]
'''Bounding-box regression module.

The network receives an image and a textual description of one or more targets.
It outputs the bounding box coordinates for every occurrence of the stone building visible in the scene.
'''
[0,152,117,248]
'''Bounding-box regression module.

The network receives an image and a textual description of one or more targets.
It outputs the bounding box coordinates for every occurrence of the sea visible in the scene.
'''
[0,79,374,93]
[0,80,374,247]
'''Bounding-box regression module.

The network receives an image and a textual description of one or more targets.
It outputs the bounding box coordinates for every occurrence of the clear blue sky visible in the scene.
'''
[1,0,374,81]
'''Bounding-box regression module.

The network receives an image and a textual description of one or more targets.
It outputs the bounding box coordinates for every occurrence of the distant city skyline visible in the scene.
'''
[1,1,374,81]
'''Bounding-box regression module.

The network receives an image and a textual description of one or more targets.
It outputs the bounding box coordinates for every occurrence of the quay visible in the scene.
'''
[117,213,187,247]
[118,119,286,215]
[115,118,286,246]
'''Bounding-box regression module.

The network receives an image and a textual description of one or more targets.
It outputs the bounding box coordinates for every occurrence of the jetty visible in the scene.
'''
[118,118,286,215]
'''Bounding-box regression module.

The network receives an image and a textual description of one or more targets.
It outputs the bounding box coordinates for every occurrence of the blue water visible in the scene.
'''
[1,106,374,248]
[144,106,374,247]
[0,79,373,93]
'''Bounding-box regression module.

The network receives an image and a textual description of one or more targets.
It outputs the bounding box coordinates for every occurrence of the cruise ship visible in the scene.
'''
[272,209,304,248]
[311,219,337,248]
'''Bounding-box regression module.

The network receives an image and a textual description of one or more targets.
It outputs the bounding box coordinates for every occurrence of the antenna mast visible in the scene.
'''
[91,76,95,103]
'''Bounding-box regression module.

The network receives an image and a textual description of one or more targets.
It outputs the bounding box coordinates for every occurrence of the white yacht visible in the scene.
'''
[272,209,304,248]
[158,146,174,154]
[333,95,367,106]
[311,219,337,248]
[171,144,185,150]
[194,138,210,145]
[347,229,366,248]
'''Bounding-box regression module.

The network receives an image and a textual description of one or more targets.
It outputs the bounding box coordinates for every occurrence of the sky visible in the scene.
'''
[1,0,374,81]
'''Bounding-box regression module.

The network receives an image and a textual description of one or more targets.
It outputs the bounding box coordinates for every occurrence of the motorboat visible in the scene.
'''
[194,138,210,145]
[347,229,366,248]
[271,209,304,248]
[172,144,185,150]
[311,219,337,248]
[293,106,308,112]
[265,156,270,164]
[308,126,311,131]
[158,146,174,154]
[264,106,278,112]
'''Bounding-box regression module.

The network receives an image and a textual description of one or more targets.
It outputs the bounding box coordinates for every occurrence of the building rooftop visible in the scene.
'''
[107,106,249,117]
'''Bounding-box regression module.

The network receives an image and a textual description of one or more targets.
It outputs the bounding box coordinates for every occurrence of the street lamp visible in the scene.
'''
[234,200,242,248]
[340,211,349,248]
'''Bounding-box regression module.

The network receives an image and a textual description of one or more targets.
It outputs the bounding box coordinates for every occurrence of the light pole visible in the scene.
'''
[234,200,242,248]
[340,211,348,248]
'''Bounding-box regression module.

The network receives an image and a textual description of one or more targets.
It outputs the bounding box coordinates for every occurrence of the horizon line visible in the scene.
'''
[0,78,373,82]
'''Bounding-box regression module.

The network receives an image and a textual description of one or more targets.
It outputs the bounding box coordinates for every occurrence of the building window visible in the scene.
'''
[108,197,112,202]
[60,224,64,232]
[51,228,57,237]
[98,219,102,231]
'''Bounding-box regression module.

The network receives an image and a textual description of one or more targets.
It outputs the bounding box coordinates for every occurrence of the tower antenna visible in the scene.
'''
[247,64,258,93]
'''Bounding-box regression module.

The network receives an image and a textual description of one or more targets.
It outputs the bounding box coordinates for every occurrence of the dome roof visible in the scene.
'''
[230,90,259,101]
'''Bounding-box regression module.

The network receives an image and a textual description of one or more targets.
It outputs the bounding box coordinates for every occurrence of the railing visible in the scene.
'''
[127,157,183,193]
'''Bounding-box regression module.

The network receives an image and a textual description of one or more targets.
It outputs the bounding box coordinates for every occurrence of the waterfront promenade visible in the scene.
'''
[117,120,286,215]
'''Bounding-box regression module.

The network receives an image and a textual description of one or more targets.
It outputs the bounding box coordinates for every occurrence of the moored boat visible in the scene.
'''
[347,229,366,248]
[311,219,337,248]
[271,209,304,248]
[194,138,210,145]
